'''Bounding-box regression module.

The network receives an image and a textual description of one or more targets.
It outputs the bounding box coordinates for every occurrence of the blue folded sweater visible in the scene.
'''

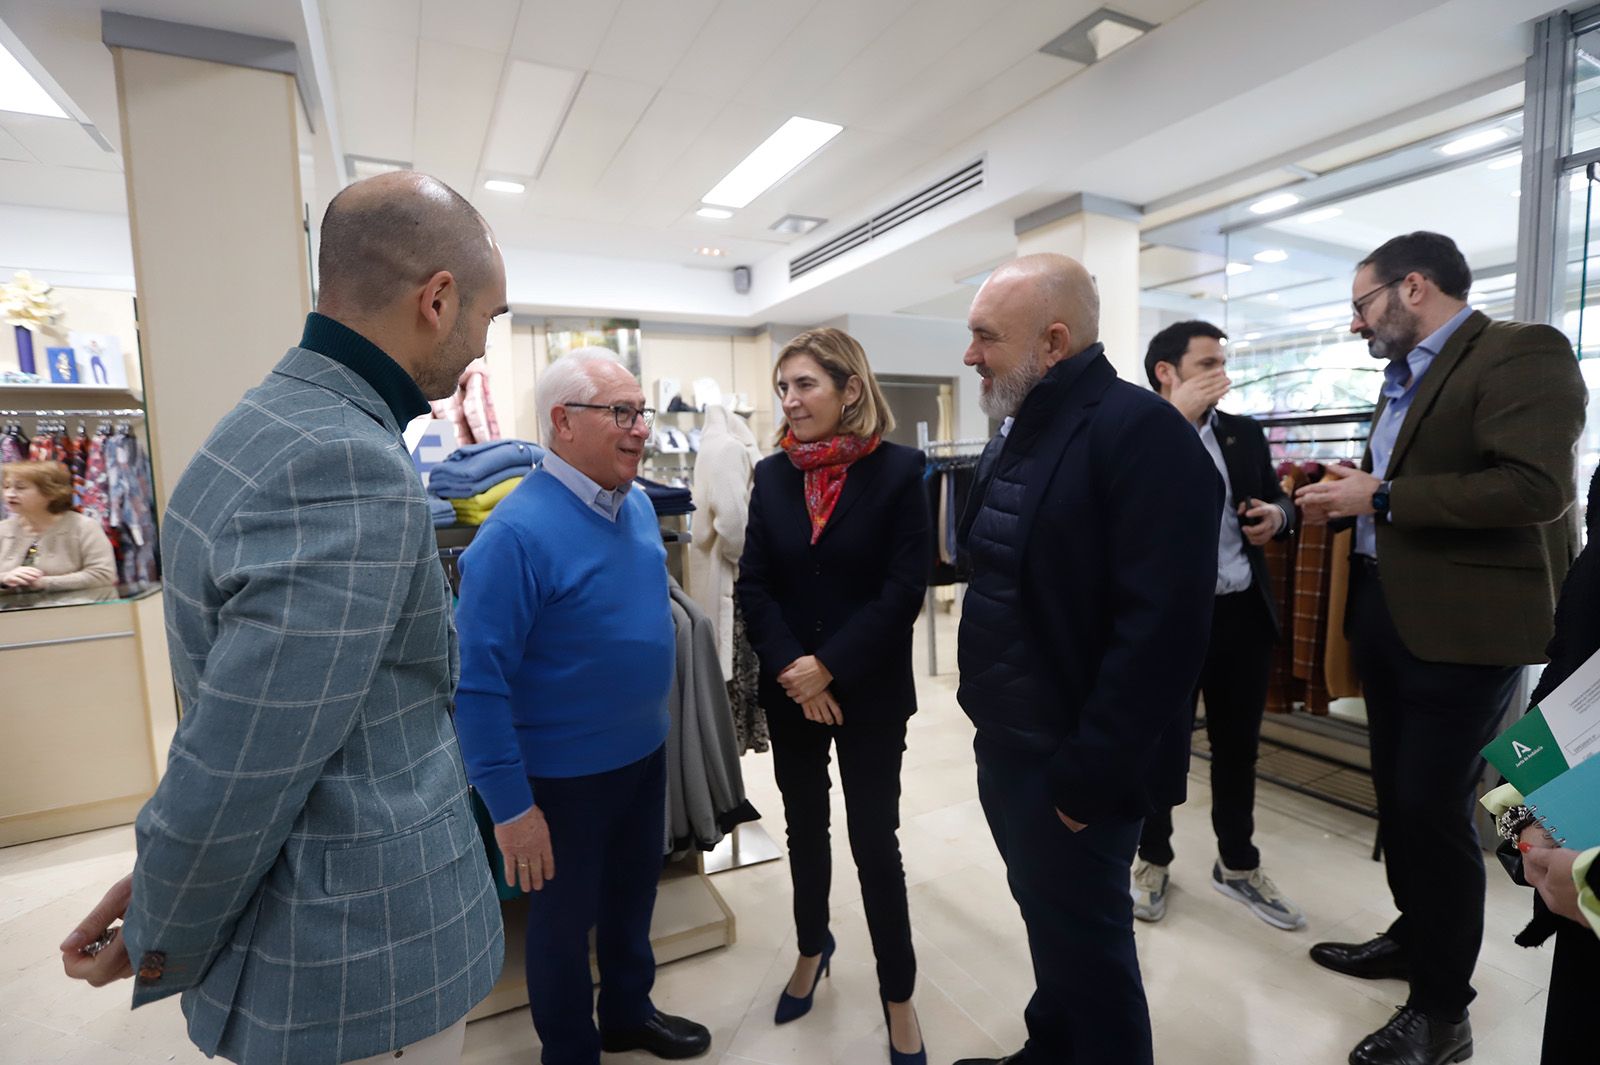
[429,439,546,498]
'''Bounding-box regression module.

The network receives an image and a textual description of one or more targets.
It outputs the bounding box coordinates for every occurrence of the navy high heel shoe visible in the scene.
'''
[882,1000,927,1065]
[773,934,835,1024]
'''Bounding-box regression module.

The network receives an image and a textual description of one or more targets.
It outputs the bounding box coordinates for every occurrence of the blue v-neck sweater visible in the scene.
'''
[453,468,674,823]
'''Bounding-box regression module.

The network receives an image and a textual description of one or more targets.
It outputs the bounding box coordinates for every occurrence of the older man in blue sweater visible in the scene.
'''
[453,348,711,1065]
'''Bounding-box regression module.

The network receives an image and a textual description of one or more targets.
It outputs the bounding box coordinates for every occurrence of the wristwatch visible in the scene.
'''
[1371,480,1393,523]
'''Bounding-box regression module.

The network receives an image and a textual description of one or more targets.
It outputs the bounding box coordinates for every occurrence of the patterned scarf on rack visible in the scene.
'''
[781,430,880,544]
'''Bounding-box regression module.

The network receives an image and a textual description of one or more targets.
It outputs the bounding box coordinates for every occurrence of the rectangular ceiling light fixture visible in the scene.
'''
[345,154,411,181]
[0,38,66,117]
[1039,7,1157,65]
[1438,127,1509,156]
[702,117,843,209]
[484,179,526,193]
[482,60,583,180]
[1249,192,1301,215]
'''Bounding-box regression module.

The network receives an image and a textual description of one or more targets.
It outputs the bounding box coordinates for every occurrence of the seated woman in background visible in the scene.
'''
[1,460,116,591]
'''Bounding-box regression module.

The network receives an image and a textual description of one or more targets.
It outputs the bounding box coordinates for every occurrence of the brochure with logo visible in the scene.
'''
[1483,646,1600,794]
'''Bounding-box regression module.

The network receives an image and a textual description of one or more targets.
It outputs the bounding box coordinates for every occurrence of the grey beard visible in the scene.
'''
[979,354,1047,420]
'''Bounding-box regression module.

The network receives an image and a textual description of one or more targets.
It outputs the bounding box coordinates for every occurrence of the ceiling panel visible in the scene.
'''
[895,285,979,320]
[327,22,420,163]
[425,0,521,53]
[323,0,422,34]
[0,122,37,163]
[0,158,126,213]
[480,59,582,177]
[413,39,502,197]
[538,73,657,192]
[595,89,720,200]
[808,0,1008,128]
[588,0,720,88]
[2,114,119,171]
[728,0,919,110]
[756,127,924,220]
[663,0,816,99]
[901,52,1074,147]
[507,0,624,69]
[853,0,1088,141]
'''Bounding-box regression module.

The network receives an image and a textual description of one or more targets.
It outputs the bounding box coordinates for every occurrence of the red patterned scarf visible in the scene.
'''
[781,431,881,543]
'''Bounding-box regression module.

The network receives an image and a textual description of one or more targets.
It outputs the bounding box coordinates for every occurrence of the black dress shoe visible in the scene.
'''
[1349,1006,1471,1065]
[1310,934,1412,980]
[951,1054,1023,1064]
[600,1011,712,1059]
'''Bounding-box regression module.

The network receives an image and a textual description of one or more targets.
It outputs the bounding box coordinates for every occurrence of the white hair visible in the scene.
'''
[537,346,624,442]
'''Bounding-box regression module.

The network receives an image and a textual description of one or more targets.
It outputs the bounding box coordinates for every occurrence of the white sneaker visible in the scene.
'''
[1211,860,1307,930]
[1131,860,1169,922]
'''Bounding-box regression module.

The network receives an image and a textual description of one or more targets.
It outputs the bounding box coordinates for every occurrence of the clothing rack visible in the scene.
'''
[1253,407,1374,463]
[916,421,988,675]
[0,407,146,418]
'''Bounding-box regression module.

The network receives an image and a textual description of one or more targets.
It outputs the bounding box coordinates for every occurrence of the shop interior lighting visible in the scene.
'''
[1243,332,1263,340]
[1039,8,1157,65]
[770,213,827,235]
[1253,249,1289,264]
[696,246,726,257]
[701,117,843,209]
[1487,152,1522,171]
[1248,192,1301,215]
[345,154,411,181]
[1290,206,1342,224]
[1438,128,1509,156]
[0,38,66,118]
[484,179,525,194]
[1224,262,1252,276]
[696,207,734,220]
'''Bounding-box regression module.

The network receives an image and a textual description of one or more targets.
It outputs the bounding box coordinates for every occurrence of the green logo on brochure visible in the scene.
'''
[1482,708,1570,796]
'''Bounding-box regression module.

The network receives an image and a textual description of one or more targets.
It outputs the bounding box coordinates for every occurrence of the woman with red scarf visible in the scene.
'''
[736,327,931,1065]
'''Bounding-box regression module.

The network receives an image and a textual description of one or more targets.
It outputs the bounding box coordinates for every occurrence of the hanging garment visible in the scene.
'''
[1265,463,1307,715]
[107,430,159,584]
[686,404,761,677]
[1291,465,1333,715]
[925,458,978,586]
[1324,527,1362,699]
[80,430,112,538]
[666,581,759,855]
[429,358,502,447]
[62,430,86,510]
[727,591,768,755]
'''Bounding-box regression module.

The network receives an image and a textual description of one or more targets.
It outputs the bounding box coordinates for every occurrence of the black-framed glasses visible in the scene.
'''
[564,402,657,430]
[1351,277,1402,321]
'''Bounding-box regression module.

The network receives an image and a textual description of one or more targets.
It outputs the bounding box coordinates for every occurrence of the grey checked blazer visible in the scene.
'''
[123,347,504,1064]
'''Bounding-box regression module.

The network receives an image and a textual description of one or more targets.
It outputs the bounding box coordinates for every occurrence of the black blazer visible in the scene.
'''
[736,440,932,722]
[1211,409,1294,634]
[957,351,1220,822]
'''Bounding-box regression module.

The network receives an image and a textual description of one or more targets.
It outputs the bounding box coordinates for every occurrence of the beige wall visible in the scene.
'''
[113,47,310,505]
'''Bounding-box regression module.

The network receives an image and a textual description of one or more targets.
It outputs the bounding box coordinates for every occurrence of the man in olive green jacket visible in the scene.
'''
[1296,231,1586,1065]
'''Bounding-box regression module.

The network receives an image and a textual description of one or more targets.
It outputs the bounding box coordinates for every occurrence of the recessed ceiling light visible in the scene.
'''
[696,246,726,257]
[1290,206,1342,224]
[1253,249,1289,264]
[484,179,526,194]
[702,117,844,209]
[1438,128,1509,156]
[0,39,66,118]
[1487,152,1522,171]
[770,214,827,235]
[1249,192,1301,215]
[1243,332,1263,341]
[696,207,734,220]
[1224,262,1252,276]
[1039,7,1157,65]
[1265,293,1280,301]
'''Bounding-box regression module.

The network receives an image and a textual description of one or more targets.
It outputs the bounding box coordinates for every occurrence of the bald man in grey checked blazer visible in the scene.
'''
[60,173,510,1064]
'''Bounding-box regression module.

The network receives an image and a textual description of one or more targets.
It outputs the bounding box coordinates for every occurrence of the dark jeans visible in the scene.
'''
[766,704,916,1002]
[975,733,1152,1065]
[524,746,666,1065]
[1140,589,1275,870]
[1349,562,1519,1018]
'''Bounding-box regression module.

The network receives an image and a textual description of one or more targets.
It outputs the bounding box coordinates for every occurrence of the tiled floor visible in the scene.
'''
[0,609,1553,1064]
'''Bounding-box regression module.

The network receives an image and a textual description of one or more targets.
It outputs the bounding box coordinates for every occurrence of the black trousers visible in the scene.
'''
[766,704,916,1002]
[1139,589,1275,870]
[1542,919,1600,1064]
[975,733,1152,1065]
[524,746,665,1065]
[1349,562,1520,1018]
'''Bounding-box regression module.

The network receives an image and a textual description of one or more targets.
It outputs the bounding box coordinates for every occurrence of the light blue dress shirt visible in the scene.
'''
[1358,305,1474,558]
[541,449,633,523]
[1197,413,1254,595]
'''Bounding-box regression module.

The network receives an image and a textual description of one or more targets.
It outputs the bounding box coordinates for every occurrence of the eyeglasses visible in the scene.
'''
[564,402,657,430]
[1351,277,1402,322]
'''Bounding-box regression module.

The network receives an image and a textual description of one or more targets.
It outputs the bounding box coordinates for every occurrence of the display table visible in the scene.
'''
[0,582,177,845]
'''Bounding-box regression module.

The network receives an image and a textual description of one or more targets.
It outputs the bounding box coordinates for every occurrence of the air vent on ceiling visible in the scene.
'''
[788,157,984,281]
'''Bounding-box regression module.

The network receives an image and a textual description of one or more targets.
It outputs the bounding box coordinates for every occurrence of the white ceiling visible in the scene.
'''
[0,0,1578,327]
